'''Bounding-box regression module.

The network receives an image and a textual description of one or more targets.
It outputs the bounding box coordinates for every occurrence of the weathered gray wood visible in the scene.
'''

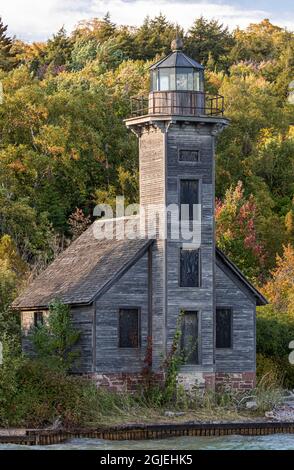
[95,253,149,373]
[148,91,205,116]
[215,263,256,373]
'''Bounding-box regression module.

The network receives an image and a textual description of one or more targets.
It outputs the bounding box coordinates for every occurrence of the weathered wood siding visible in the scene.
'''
[21,310,48,355]
[215,261,256,373]
[21,306,94,373]
[71,305,95,373]
[95,252,149,373]
[139,127,166,369]
[165,122,215,372]
[148,91,205,116]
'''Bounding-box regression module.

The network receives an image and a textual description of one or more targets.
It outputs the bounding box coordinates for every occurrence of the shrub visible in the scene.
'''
[30,299,80,372]
[256,308,294,388]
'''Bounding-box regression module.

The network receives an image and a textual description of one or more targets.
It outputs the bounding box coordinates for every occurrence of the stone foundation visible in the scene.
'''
[215,372,256,392]
[177,371,255,393]
[87,371,255,393]
[89,372,164,392]
[177,371,216,393]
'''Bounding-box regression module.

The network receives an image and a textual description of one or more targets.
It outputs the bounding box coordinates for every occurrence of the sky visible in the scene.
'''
[0,0,293,42]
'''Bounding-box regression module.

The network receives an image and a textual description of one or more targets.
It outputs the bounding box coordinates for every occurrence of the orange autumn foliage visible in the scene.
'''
[262,244,294,314]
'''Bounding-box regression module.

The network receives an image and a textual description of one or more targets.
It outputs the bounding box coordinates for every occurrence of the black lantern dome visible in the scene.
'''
[150,39,205,93]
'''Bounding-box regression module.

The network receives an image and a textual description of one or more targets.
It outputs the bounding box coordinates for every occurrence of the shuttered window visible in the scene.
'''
[34,311,43,327]
[216,308,232,349]
[180,179,199,221]
[119,308,140,348]
[180,248,200,287]
[181,311,199,364]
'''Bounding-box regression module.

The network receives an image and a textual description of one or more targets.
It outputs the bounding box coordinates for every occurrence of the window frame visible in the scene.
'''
[178,177,201,223]
[179,247,201,288]
[215,307,233,350]
[178,148,200,164]
[34,311,44,328]
[180,309,202,366]
[118,307,141,349]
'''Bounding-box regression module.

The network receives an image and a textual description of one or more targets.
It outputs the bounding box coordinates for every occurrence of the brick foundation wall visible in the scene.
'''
[86,371,255,393]
[215,372,256,392]
[89,372,165,392]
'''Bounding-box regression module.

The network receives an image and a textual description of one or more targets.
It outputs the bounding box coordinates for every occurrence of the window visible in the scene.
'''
[119,308,140,348]
[180,248,200,287]
[180,179,199,222]
[181,310,199,364]
[176,67,194,90]
[216,308,232,349]
[34,311,43,327]
[179,149,200,163]
[159,68,175,91]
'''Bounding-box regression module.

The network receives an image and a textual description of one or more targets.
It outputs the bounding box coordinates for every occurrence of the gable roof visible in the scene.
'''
[216,247,268,306]
[12,217,153,310]
[150,51,204,70]
[12,217,267,310]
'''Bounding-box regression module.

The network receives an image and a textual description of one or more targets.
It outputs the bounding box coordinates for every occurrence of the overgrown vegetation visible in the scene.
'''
[0,305,284,428]
[30,299,80,371]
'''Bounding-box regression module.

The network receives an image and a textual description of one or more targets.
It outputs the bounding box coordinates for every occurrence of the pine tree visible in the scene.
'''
[186,16,234,68]
[0,16,15,70]
[46,26,73,69]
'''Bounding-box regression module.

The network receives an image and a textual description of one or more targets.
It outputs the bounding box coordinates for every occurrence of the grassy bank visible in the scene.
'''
[0,354,284,429]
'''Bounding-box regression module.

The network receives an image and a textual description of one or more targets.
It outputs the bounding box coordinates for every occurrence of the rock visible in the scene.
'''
[265,411,275,419]
[245,400,258,410]
[164,411,185,417]
[47,416,62,430]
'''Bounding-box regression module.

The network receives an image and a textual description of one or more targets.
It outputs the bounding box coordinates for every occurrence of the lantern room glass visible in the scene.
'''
[151,68,204,92]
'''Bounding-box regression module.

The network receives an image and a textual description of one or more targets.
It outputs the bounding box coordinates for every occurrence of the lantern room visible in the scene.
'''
[150,37,205,93]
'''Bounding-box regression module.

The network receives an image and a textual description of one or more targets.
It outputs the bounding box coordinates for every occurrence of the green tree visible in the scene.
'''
[31,299,80,371]
[45,26,73,71]
[186,17,234,68]
[134,14,181,60]
[0,235,26,342]
[0,16,15,70]
[216,181,266,281]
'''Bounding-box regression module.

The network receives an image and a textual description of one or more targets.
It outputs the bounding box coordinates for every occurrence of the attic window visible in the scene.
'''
[119,308,140,348]
[34,311,43,327]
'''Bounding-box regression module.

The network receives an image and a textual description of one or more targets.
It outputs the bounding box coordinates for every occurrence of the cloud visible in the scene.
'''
[1,0,293,42]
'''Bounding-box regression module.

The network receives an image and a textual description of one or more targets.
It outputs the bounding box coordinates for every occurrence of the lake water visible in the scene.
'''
[0,434,294,450]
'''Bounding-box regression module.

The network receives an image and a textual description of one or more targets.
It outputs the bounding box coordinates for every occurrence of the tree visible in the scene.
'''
[216,181,266,281]
[262,244,294,314]
[31,299,80,371]
[45,26,73,72]
[0,16,15,70]
[68,208,91,240]
[0,235,26,342]
[186,17,234,68]
[230,19,290,63]
[134,14,181,61]
[72,13,116,44]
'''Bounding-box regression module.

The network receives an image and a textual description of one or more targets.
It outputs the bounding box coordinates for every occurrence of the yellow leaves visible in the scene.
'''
[0,235,28,278]
[262,244,294,313]
[70,149,80,161]
[34,124,69,156]
[7,160,27,173]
